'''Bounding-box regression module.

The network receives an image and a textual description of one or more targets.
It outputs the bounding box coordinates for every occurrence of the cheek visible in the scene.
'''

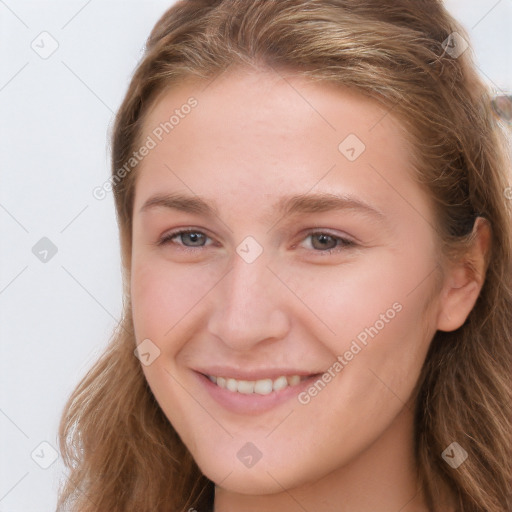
[279,249,434,342]
[130,257,221,432]
[292,291,434,464]
[130,256,221,343]
[279,248,438,405]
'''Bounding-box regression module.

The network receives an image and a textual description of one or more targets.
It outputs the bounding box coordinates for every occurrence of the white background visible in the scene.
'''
[1,1,511,510]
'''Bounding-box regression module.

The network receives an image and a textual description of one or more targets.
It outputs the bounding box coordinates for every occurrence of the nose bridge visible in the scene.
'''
[207,249,289,349]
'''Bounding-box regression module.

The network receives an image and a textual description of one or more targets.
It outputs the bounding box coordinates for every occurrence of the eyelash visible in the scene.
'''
[156,228,356,255]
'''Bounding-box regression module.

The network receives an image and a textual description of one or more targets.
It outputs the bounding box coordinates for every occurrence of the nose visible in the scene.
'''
[206,249,290,352]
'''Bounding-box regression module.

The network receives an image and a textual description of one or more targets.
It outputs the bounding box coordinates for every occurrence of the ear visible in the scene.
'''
[436,217,491,332]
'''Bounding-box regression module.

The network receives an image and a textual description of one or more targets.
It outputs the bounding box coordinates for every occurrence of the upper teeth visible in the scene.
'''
[208,374,304,395]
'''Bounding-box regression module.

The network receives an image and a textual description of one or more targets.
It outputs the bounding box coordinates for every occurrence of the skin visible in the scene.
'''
[129,67,489,512]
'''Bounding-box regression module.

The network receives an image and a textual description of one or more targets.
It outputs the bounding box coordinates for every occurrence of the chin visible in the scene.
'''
[197,451,320,496]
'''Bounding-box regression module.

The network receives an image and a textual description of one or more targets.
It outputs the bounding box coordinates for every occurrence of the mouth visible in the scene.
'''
[203,373,317,395]
[194,370,324,415]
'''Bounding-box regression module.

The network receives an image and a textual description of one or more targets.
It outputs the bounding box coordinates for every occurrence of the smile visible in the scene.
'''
[206,374,308,395]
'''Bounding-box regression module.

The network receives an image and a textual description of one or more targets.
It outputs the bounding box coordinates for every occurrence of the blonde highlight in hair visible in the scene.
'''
[58,1,512,510]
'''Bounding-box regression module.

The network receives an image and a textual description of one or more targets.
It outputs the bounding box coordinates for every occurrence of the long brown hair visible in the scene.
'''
[57,1,512,510]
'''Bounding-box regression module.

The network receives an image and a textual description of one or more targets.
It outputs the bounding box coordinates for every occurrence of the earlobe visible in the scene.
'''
[436,217,491,332]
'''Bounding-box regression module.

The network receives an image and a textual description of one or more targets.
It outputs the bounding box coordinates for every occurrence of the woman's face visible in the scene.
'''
[130,68,445,493]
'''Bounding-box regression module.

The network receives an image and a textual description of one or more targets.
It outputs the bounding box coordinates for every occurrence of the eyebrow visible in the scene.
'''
[138,191,385,221]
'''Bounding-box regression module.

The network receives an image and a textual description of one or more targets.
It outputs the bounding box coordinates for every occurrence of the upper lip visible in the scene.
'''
[193,366,323,381]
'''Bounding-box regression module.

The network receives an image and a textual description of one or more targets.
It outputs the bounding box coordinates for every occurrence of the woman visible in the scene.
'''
[57,1,512,511]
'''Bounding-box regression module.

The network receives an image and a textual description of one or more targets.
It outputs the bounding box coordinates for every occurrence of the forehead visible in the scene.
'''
[141,68,404,150]
[133,68,424,224]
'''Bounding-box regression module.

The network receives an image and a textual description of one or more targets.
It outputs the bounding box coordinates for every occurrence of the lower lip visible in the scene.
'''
[194,371,322,415]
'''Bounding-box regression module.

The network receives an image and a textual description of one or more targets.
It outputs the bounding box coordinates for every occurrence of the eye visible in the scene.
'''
[156,228,356,254]
[300,231,356,254]
[157,229,213,249]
